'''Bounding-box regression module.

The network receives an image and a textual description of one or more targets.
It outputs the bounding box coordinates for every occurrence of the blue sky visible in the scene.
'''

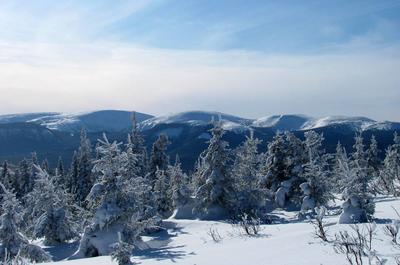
[0,0,399,120]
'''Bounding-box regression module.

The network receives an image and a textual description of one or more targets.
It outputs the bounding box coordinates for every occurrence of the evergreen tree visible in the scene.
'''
[231,131,264,217]
[261,133,292,208]
[283,132,307,205]
[153,169,172,216]
[300,131,332,213]
[27,166,78,245]
[170,155,191,210]
[15,159,30,199]
[1,161,13,191]
[0,183,50,262]
[68,151,79,194]
[127,112,148,177]
[27,152,39,193]
[394,132,400,153]
[191,157,206,194]
[367,135,380,176]
[379,146,400,195]
[261,133,287,191]
[333,142,346,191]
[41,159,50,174]
[337,135,375,223]
[349,134,371,197]
[194,121,232,219]
[77,134,155,257]
[75,129,93,204]
[147,134,170,188]
[55,156,66,186]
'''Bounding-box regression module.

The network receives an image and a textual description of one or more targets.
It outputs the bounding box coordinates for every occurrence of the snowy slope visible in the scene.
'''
[47,197,400,265]
[140,111,252,132]
[0,110,398,133]
[252,114,311,131]
[0,110,153,132]
[253,114,399,132]
[301,116,376,131]
[0,112,59,124]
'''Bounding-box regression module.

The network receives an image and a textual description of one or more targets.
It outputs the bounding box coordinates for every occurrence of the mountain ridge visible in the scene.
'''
[2,110,397,133]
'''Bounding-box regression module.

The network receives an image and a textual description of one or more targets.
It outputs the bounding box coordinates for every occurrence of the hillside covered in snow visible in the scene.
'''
[38,196,400,265]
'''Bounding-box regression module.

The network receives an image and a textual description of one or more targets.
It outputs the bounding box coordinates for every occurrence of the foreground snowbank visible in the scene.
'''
[48,196,400,265]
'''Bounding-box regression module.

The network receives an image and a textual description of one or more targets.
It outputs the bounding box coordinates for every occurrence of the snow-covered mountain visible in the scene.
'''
[0,109,399,171]
[0,110,153,132]
[1,110,397,133]
[252,114,311,131]
[252,114,400,132]
[0,112,59,124]
[140,111,252,132]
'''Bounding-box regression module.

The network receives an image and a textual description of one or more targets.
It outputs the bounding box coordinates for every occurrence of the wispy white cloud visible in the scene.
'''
[0,1,399,121]
[0,40,399,121]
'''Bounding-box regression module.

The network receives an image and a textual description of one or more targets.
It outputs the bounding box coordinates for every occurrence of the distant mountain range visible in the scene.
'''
[0,110,399,171]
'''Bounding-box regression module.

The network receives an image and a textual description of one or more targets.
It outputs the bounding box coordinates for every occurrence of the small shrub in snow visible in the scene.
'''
[207,226,223,243]
[232,214,262,237]
[333,229,364,265]
[333,224,378,265]
[312,206,329,242]
[384,220,400,245]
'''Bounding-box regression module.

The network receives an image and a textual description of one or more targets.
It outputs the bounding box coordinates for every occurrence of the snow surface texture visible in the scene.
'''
[1,110,399,133]
[43,197,400,265]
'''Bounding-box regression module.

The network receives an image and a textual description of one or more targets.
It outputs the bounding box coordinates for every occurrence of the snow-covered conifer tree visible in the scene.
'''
[15,159,30,199]
[283,132,307,205]
[41,159,50,174]
[27,152,38,193]
[75,129,93,204]
[1,161,13,191]
[194,121,232,219]
[26,166,78,245]
[147,134,170,188]
[170,155,190,210]
[379,146,400,195]
[300,131,332,213]
[0,183,50,262]
[153,168,172,217]
[394,132,400,153]
[127,112,148,177]
[68,151,79,194]
[231,131,264,217]
[191,157,206,194]
[75,134,155,257]
[332,142,346,191]
[367,135,380,178]
[55,156,65,183]
[337,135,374,223]
[260,133,288,207]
